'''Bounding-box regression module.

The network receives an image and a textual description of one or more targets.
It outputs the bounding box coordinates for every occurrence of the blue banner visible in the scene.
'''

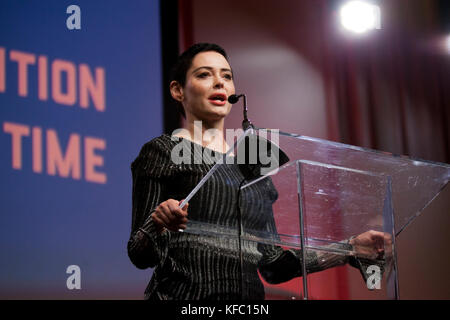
[0,0,163,298]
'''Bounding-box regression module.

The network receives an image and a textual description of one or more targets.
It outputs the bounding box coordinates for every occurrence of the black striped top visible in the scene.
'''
[127,134,352,300]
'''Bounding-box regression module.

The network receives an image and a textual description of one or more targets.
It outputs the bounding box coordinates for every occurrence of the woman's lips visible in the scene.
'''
[207,93,227,106]
[208,98,227,106]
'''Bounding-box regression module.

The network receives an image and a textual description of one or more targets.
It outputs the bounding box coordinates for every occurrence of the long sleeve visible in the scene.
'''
[127,172,170,269]
[127,141,172,270]
[255,182,353,284]
[257,242,352,284]
[257,245,318,284]
[257,232,383,286]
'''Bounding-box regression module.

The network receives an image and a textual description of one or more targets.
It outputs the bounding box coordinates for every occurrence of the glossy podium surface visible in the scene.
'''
[178,128,450,299]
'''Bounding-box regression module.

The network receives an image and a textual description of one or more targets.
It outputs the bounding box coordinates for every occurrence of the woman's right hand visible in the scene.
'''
[151,199,189,233]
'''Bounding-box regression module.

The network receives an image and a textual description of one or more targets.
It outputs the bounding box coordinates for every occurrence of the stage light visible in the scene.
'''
[339,1,381,34]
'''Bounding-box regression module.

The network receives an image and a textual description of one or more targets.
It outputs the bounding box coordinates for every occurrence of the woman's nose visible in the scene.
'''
[213,76,224,88]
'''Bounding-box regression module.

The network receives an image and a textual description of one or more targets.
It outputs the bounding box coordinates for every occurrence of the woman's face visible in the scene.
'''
[173,51,235,122]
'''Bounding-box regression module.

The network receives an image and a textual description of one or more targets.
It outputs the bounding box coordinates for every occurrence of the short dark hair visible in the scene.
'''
[169,43,230,118]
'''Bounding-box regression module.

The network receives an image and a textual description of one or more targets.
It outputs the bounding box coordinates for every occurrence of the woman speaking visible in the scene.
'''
[127,43,386,300]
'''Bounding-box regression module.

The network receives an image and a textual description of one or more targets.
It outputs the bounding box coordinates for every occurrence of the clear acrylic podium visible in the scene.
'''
[178,128,450,300]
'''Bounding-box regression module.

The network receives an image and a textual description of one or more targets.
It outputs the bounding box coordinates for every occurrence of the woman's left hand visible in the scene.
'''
[349,230,392,260]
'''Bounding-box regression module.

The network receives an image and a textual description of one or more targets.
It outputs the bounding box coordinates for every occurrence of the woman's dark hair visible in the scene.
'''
[169,43,230,118]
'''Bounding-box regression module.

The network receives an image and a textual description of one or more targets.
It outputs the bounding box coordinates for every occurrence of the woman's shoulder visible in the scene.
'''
[137,134,178,157]
[131,134,181,175]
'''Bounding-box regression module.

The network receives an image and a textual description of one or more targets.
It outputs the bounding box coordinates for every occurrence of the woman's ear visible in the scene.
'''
[170,81,184,102]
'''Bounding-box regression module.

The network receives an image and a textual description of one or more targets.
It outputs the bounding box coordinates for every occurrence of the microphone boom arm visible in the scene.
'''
[228,94,253,130]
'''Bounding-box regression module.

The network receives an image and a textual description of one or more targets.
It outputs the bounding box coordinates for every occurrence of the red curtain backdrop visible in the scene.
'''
[176,0,450,299]
[322,0,449,163]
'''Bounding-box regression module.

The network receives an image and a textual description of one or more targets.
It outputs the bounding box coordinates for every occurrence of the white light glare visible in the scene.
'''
[340,1,381,34]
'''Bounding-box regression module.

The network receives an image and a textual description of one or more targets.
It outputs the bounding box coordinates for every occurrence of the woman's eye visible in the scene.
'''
[224,74,233,80]
[197,72,210,78]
